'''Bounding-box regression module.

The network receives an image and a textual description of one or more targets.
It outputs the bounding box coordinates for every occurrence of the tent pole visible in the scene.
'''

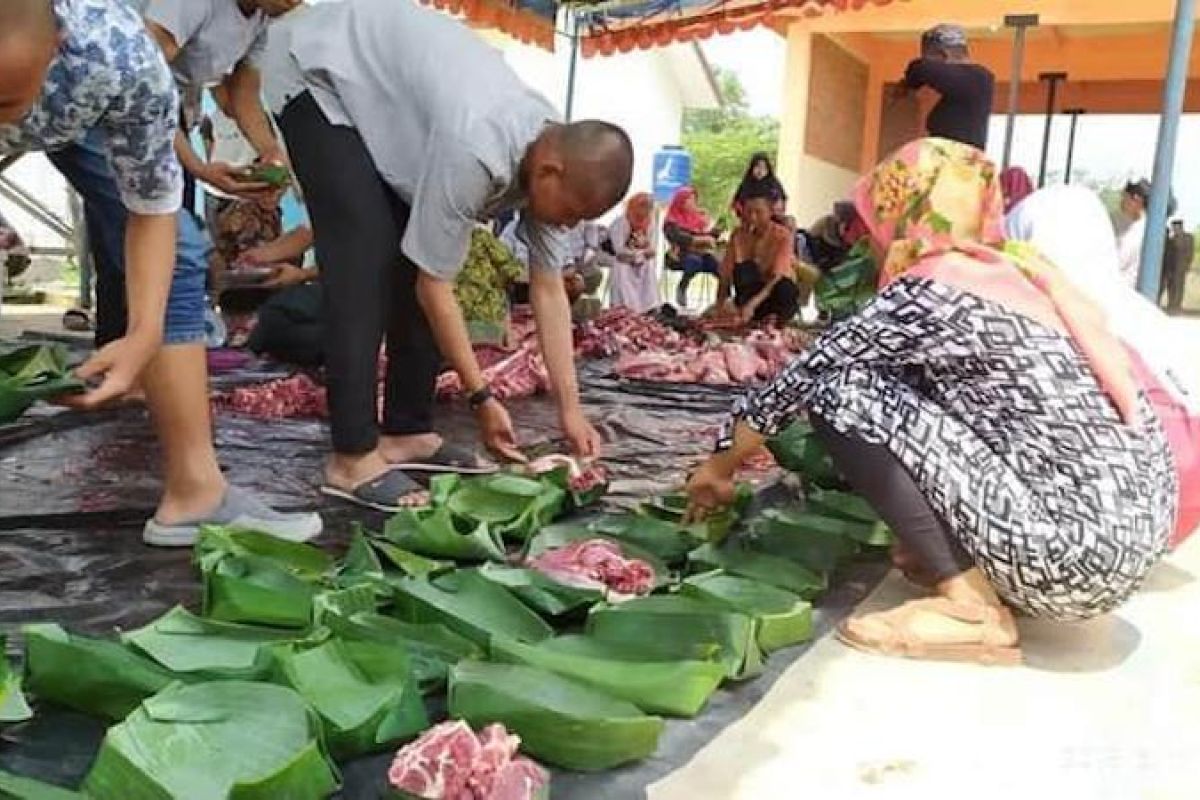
[1036,71,1066,188]
[564,10,580,122]
[1138,0,1196,299]
[1002,14,1038,169]
[1063,108,1085,185]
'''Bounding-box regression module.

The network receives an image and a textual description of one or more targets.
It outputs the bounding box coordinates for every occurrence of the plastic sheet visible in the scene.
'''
[0,354,885,799]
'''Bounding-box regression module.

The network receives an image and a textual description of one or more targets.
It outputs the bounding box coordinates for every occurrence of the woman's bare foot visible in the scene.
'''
[379,433,443,465]
[325,449,392,492]
[839,596,1021,666]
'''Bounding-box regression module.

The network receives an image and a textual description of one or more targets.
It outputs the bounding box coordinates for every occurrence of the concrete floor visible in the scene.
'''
[651,536,1200,800]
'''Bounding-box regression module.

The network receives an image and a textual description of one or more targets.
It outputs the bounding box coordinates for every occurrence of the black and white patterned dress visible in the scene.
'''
[725,278,1176,620]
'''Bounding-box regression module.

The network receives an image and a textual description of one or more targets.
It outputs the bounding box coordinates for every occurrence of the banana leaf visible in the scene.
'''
[681,571,813,653]
[690,543,827,599]
[372,540,453,578]
[0,771,83,800]
[805,490,894,546]
[249,163,290,187]
[638,484,751,543]
[384,507,506,562]
[815,245,877,321]
[321,611,482,691]
[476,563,603,617]
[765,421,845,489]
[525,525,670,588]
[0,635,31,724]
[446,473,568,541]
[747,508,860,573]
[391,570,554,648]
[449,661,664,771]
[490,636,724,718]
[196,527,332,628]
[323,612,481,690]
[586,595,764,680]
[123,606,298,680]
[23,623,175,720]
[83,681,339,800]
[273,638,428,758]
[336,527,387,590]
[0,345,84,423]
[587,513,699,564]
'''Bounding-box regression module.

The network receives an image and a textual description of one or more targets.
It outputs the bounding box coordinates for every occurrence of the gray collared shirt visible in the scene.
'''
[142,0,268,89]
[263,0,572,280]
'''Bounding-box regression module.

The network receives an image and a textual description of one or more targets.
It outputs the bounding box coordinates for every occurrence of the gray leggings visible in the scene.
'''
[811,414,973,581]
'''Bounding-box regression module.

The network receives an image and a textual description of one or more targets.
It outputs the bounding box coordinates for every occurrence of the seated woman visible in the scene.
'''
[664,187,721,309]
[686,138,1175,665]
[716,191,800,324]
[731,152,787,223]
[455,226,525,345]
[607,192,659,313]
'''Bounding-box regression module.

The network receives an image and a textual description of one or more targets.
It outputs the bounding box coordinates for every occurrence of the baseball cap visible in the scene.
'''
[922,23,969,50]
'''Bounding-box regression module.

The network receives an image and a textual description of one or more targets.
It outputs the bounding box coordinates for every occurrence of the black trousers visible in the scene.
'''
[279,92,438,455]
[811,414,973,581]
[732,261,801,321]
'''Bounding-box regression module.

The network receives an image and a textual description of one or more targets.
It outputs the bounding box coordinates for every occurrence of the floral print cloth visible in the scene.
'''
[0,0,182,215]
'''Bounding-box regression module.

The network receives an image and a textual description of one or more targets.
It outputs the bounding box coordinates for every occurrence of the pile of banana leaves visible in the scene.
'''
[0,459,891,799]
[813,240,878,322]
[0,345,83,423]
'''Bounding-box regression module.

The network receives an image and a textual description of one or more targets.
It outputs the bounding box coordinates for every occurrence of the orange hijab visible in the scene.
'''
[854,138,1140,424]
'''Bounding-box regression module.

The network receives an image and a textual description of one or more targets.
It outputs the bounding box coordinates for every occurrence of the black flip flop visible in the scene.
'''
[319,468,424,513]
[391,442,497,475]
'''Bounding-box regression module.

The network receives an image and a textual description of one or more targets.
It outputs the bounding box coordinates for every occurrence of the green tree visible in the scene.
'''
[682,67,779,230]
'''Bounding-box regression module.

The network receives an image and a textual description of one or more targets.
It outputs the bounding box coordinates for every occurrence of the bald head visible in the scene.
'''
[0,0,57,125]
[525,120,634,227]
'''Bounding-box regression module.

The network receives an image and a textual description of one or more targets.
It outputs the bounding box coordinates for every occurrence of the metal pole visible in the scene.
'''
[564,9,580,122]
[1138,0,1196,299]
[1002,14,1039,169]
[1037,71,1067,188]
[1063,108,1085,184]
[68,190,92,310]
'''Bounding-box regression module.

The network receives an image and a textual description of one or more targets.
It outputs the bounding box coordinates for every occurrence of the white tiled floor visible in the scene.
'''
[650,537,1200,800]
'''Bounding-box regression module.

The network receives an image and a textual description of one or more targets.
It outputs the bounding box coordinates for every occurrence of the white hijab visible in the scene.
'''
[1006,185,1200,412]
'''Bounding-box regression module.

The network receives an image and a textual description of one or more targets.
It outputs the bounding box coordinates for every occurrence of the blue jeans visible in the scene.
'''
[47,130,209,347]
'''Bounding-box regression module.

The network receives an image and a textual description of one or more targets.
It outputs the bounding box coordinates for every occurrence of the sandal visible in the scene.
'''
[320,468,427,513]
[389,441,496,475]
[837,597,1022,666]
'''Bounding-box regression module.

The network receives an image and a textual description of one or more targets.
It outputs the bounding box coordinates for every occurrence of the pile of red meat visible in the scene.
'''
[574,307,682,358]
[388,721,548,800]
[614,327,809,387]
[212,373,328,419]
[436,340,549,402]
[527,539,655,598]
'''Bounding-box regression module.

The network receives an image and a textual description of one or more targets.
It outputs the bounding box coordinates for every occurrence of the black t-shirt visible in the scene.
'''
[904,59,996,149]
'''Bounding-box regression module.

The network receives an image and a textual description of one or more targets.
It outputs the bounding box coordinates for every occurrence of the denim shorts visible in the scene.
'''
[48,130,209,346]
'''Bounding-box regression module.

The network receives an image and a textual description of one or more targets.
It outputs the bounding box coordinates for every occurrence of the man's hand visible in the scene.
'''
[476,399,525,463]
[683,458,738,524]
[201,162,272,199]
[61,333,161,410]
[561,408,602,458]
[737,303,757,326]
[262,263,311,289]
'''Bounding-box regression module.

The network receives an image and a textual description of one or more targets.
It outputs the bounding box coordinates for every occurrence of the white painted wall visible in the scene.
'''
[0,155,71,251]
[482,33,706,208]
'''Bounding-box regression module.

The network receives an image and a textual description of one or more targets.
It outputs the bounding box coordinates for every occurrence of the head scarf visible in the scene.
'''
[854,137,1140,424]
[999,166,1034,213]
[666,187,711,233]
[625,192,653,234]
[734,153,787,206]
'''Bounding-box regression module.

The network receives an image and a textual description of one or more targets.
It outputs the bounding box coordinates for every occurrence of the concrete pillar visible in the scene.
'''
[860,66,885,172]
[776,24,813,213]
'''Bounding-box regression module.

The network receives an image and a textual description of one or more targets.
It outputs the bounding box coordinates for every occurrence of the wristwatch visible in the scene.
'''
[467,385,494,411]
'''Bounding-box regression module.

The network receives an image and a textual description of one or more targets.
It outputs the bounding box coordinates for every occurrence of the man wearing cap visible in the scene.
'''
[1117,180,1152,288]
[899,23,995,149]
